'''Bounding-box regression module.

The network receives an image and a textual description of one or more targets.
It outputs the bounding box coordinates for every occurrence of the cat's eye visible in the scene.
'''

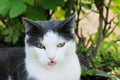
[57,42,65,47]
[37,43,45,49]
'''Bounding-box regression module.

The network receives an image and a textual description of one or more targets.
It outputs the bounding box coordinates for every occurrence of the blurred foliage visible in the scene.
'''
[79,34,120,80]
[81,68,113,80]
[0,0,120,80]
[93,36,120,77]
[81,68,120,80]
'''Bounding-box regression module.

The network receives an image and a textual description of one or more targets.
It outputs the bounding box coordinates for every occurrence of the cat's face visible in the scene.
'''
[22,15,76,67]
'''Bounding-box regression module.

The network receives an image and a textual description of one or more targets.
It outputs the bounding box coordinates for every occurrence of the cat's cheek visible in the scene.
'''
[37,54,49,65]
[38,59,48,65]
[55,52,65,63]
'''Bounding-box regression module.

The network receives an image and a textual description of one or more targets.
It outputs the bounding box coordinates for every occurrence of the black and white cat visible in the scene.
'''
[0,15,81,80]
[23,15,81,80]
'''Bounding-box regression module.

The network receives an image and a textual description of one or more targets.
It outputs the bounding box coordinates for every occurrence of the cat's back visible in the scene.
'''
[0,47,26,80]
[0,47,25,62]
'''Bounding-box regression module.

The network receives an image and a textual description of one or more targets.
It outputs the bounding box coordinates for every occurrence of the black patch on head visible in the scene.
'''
[22,15,76,46]
[55,15,76,40]
[22,18,46,46]
[22,17,45,37]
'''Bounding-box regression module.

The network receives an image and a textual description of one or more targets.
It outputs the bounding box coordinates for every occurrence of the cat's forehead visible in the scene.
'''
[42,31,64,44]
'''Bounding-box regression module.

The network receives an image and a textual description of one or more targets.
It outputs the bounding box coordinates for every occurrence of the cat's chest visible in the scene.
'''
[26,59,80,80]
[27,66,80,80]
[25,47,80,80]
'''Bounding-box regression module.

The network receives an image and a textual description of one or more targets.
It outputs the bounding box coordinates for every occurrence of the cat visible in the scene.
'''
[0,15,81,80]
[22,15,81,80]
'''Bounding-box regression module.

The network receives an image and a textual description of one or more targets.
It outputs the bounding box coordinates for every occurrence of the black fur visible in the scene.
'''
[0,48,28,80]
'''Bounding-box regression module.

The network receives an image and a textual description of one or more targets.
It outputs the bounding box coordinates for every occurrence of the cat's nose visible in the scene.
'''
[48,57,55,61]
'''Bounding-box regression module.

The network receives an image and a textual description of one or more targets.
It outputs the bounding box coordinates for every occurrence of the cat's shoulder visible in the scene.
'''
[0,47,25,63]
[0,47,27,80]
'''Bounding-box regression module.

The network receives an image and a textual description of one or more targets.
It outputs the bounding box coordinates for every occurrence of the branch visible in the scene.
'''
[93,0,104,56]
[105,22,119,38]
[76,28,85,49]
[0,19,6,26]
[76,0,81,27]
[75,0,82,48]
[0,16,8,27]
[93,14,103,56]
[105,16,116,34]
[103,0,112,36]
[64,0,73,17]
[80,12,90,21]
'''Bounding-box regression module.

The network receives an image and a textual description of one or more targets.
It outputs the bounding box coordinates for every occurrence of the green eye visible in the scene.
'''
[37,43,45,49]
[57,42,65,47]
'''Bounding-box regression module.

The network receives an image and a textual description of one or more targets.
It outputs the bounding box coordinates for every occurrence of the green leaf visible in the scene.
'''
[4,36,11,43]
[82,69,96,76]
[55,8,65,20]
[12,34,19,44]
[2,28,10,35]
[38,0,65,10]
[112,0,120,6]
[96,72,112,78]
[0,25,4,31]
[23,0,34,6]
[9,0,27,18]
[80,2,92,9]
[12,28,20,44]
[26,6,46,20]
[0,0,27,18]
[110,5,120,14]
[0,0,11,16]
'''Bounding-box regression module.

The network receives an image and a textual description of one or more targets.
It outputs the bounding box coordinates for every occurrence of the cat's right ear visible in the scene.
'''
[22,17,39,34]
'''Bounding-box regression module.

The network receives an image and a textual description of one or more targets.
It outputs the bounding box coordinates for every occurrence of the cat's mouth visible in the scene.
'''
[48,61,56,66]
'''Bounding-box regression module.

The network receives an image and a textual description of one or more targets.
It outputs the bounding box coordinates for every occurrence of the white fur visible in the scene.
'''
[25,31,81,80]
[8,75,12,80]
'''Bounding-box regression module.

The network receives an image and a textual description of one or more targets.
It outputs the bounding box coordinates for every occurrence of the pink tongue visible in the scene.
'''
[48,61,56,66]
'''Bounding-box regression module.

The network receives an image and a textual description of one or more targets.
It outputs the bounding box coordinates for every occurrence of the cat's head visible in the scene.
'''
[22,15,76,67]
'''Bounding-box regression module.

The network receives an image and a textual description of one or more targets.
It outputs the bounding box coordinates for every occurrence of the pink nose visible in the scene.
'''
[48,57,55,61]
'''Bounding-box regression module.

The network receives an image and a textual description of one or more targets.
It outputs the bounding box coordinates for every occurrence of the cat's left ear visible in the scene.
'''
[22,17,39,33]
[60,15,76,33]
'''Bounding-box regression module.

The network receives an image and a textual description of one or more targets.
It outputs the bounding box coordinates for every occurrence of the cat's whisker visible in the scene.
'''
[22,68,28,80]
[13,59,25,73]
